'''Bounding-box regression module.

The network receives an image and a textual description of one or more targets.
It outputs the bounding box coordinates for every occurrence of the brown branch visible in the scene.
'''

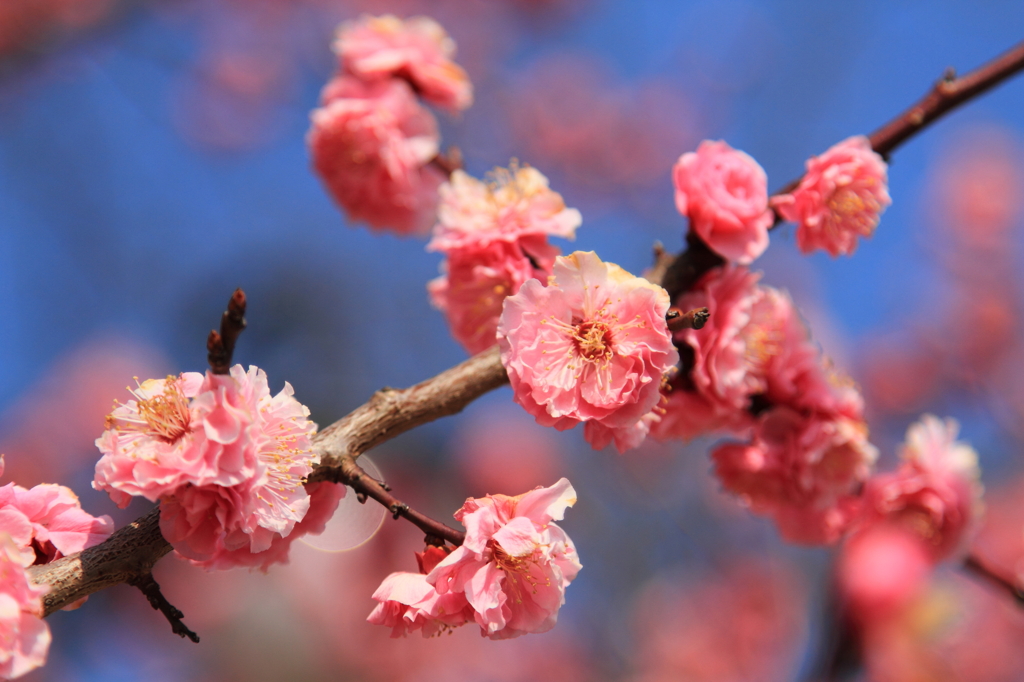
[310,344,508,475]
[207,289,247,375]
[659,232,725,304]
[772,39,1024,226]
[29,346,506,613]
[27,507,171,617]
[129,572,199,643]
[321,455,466,547]
[963,552,1024,605]
[868,41,1024,158]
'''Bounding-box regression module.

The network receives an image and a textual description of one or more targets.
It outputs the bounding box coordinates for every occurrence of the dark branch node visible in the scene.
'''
[129,573,199,643]
[666,307,710,332]
[207,289,247,375]
[390,503,410,520]
[424,534,446,547]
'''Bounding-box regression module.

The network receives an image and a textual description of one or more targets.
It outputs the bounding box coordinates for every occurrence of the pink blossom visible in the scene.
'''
[426,478,581,639]
[582,410,661,454]
[160,481,344,572]
[0,458,113,566]
[367,546,476,638]
[854,415,982,561]
[498,251,678,452]
[836,525,931,625]
[673,140,773,264]
[334,15,473,112]
[712,407,878,544]
[428,165,581,253]
[429,239,555,355]
[309,77,445,235]
[0,537,49,679]
[367,571,475,638]
[94,365,323,571]
[772,136,890,257]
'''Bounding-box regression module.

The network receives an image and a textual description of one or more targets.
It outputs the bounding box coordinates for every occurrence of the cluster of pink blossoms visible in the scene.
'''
[651,265,877,543]
[309,15,472,235]
[673,136,889,262]
[428,163,581,355]
[0,457,114,679]
[368,478,581,639]
[838,416,981,623]
[498,251,678,453]
[93,366,343,571]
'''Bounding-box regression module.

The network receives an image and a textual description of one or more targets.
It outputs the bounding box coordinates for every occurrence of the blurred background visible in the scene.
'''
[2,0,1024,680]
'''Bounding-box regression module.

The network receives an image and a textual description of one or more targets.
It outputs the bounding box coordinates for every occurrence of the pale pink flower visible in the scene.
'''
[673,140,773,264]
[426,478,581,639]
[0,537,49,679]
[712,406,878,544]
[498,251,678,452]
[367,571,475,638]
[428,165,581,253]
[429,239,555,355]
[854,415,982,561]
[94,365,322,570]
[309,77,445,235]
[772,136,890,257]
[334,15,473,112]
[0,457,113,566]
[367,546,476,638]
[160,481,344,572]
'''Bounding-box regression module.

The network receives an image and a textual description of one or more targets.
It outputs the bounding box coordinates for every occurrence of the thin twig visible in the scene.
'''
[323,456,466,547]
[128,572,199,643]
[772,39,1024,225]
[963,552,1024,605]
[207,289,247,374]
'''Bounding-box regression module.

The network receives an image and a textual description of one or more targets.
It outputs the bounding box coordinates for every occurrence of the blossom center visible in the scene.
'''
[572,321,614,362]
[828,188,866,217]
[109,377,192,444]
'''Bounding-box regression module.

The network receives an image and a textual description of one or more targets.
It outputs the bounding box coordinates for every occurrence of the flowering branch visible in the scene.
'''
[772,39,1024,220]
[319,455,466,547]
[28,344,506,613]
[206,289,247,375]
[21,36,1024,645]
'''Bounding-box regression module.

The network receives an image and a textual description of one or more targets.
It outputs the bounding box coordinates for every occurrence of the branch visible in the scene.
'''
[207,289,247,375]
[27,507,171,617]
[773,39,1024,222]
[963,552,1024,605]
[868,40,1024,158]
[129,572,199,643]
[310,344,508,474]
[321,455,466,547]
[29,346,506,613]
